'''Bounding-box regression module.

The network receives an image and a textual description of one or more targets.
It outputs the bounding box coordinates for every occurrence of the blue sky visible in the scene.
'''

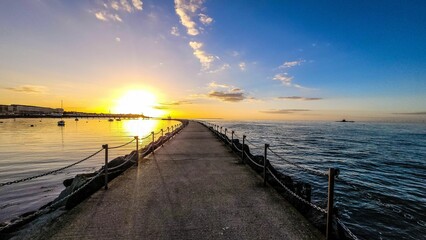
[0,0,425,121]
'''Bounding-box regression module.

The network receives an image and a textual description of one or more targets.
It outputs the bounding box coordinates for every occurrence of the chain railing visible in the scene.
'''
[200,121,353,240]
[0,121,187,233]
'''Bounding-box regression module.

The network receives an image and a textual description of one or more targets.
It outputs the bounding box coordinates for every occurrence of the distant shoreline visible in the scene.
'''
[0,113,149,119]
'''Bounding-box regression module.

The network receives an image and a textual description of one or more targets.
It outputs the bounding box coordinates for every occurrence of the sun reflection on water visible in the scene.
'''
[122,119,158,138]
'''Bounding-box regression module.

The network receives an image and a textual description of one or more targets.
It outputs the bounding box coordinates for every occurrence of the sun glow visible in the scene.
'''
[113,90,165,117]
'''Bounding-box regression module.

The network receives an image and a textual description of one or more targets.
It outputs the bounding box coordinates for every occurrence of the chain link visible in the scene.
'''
[268,147,328,177]
[244,151,264,168]
[336,217,360,240]
[0,148,104,187]
[109,138,136,149]
[267,167,327,214]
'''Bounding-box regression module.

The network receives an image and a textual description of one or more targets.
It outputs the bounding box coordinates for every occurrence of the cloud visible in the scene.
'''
[95,12,108,21]
[131,0,143,10]
[239,62,246,71]
[393,112,426,115]
[93,0,142,22]
[199,13,213,25]
[3,85,47,94]
[171,26,180,36]
[120,0,133,12]
[277,96,322,101]
[209,81,230,88]
[260,109,310,114]
[94,11,122,22]
[279,60,305,69]
[208,91,245,102]
[189,41,215,69]
[111,1,120,10]
[207,64,230,73]
[174,0,205,36]
[273,73,294,86]
[161,100,194,106]
[115,37,121,42]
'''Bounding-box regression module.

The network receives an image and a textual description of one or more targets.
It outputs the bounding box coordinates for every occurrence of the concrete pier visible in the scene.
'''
[36,121,322,239]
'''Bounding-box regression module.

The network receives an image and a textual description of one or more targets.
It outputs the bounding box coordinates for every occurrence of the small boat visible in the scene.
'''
[337,119,354,123]
[57,120,65,126]
[75,118,79,121]
[108,118,114,122]
[116,118,121,121]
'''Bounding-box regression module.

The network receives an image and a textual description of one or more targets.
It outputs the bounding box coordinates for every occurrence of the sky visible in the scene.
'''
[0,0,425,121]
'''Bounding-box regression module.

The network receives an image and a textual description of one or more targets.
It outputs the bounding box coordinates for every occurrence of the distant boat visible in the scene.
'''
[108,118,114,122]
[75,118,79,121]
[58,100,65,126]
[337,119,354,123]
[116,118,121,121]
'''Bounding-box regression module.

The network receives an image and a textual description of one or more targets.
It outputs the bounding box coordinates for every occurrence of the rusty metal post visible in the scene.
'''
[102,144,109,190]
[263,144,269,186]
[242,135,246,163]
[326,168,337,240]
[151,131,154,143]
[161,129,164,137]
[135,136,139,166]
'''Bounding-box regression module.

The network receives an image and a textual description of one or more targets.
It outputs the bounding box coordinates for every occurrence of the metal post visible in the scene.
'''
[161,129,164,137]
[231,131,234,149]
[135,136,139,166]
[263,144,269,186]
[167,126,170,133]
[151,131,154,143]
[326,168,337,240]
[102,144,109,190]
[225,128,227,138]
[242,135,246,163]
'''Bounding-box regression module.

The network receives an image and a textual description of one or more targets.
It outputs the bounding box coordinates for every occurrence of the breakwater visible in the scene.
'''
[0,120,187,237]
[202,121,426,240]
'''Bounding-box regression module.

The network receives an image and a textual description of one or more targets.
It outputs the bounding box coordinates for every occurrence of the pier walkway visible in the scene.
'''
[39,121,322,240]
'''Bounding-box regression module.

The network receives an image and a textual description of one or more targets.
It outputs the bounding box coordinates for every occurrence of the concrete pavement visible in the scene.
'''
[37,121,322,240]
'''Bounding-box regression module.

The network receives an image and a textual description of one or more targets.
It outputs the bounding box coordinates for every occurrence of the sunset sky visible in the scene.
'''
[1,0,425,121]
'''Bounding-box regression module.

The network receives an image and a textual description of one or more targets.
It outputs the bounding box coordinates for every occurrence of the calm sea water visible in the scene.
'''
[0,118,179,223]
[209,120,426,240]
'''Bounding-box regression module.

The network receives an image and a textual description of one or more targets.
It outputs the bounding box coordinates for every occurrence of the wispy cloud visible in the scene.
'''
[189,41,215,69]
[239,62,246,71]
[95,12,108,21]
[208,91,245,102]
[115,37,121,42]
[174,0,208,36]
[199,13,213,25]
[260,109,310,114]
[93,0,142,22]
[277,96,322,101]
[208,64,230,73]
[209,81,230,88]
[170,26,180,36]
[120,0,133,12]
[279,60,305,69]
[161,100,194,106]
[393,112,426,115]
[131,0,143,10]
[3,85,47,94]
[273,73,294,86]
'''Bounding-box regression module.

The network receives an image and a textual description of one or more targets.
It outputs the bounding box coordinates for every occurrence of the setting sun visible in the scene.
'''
[113,90,165,117]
